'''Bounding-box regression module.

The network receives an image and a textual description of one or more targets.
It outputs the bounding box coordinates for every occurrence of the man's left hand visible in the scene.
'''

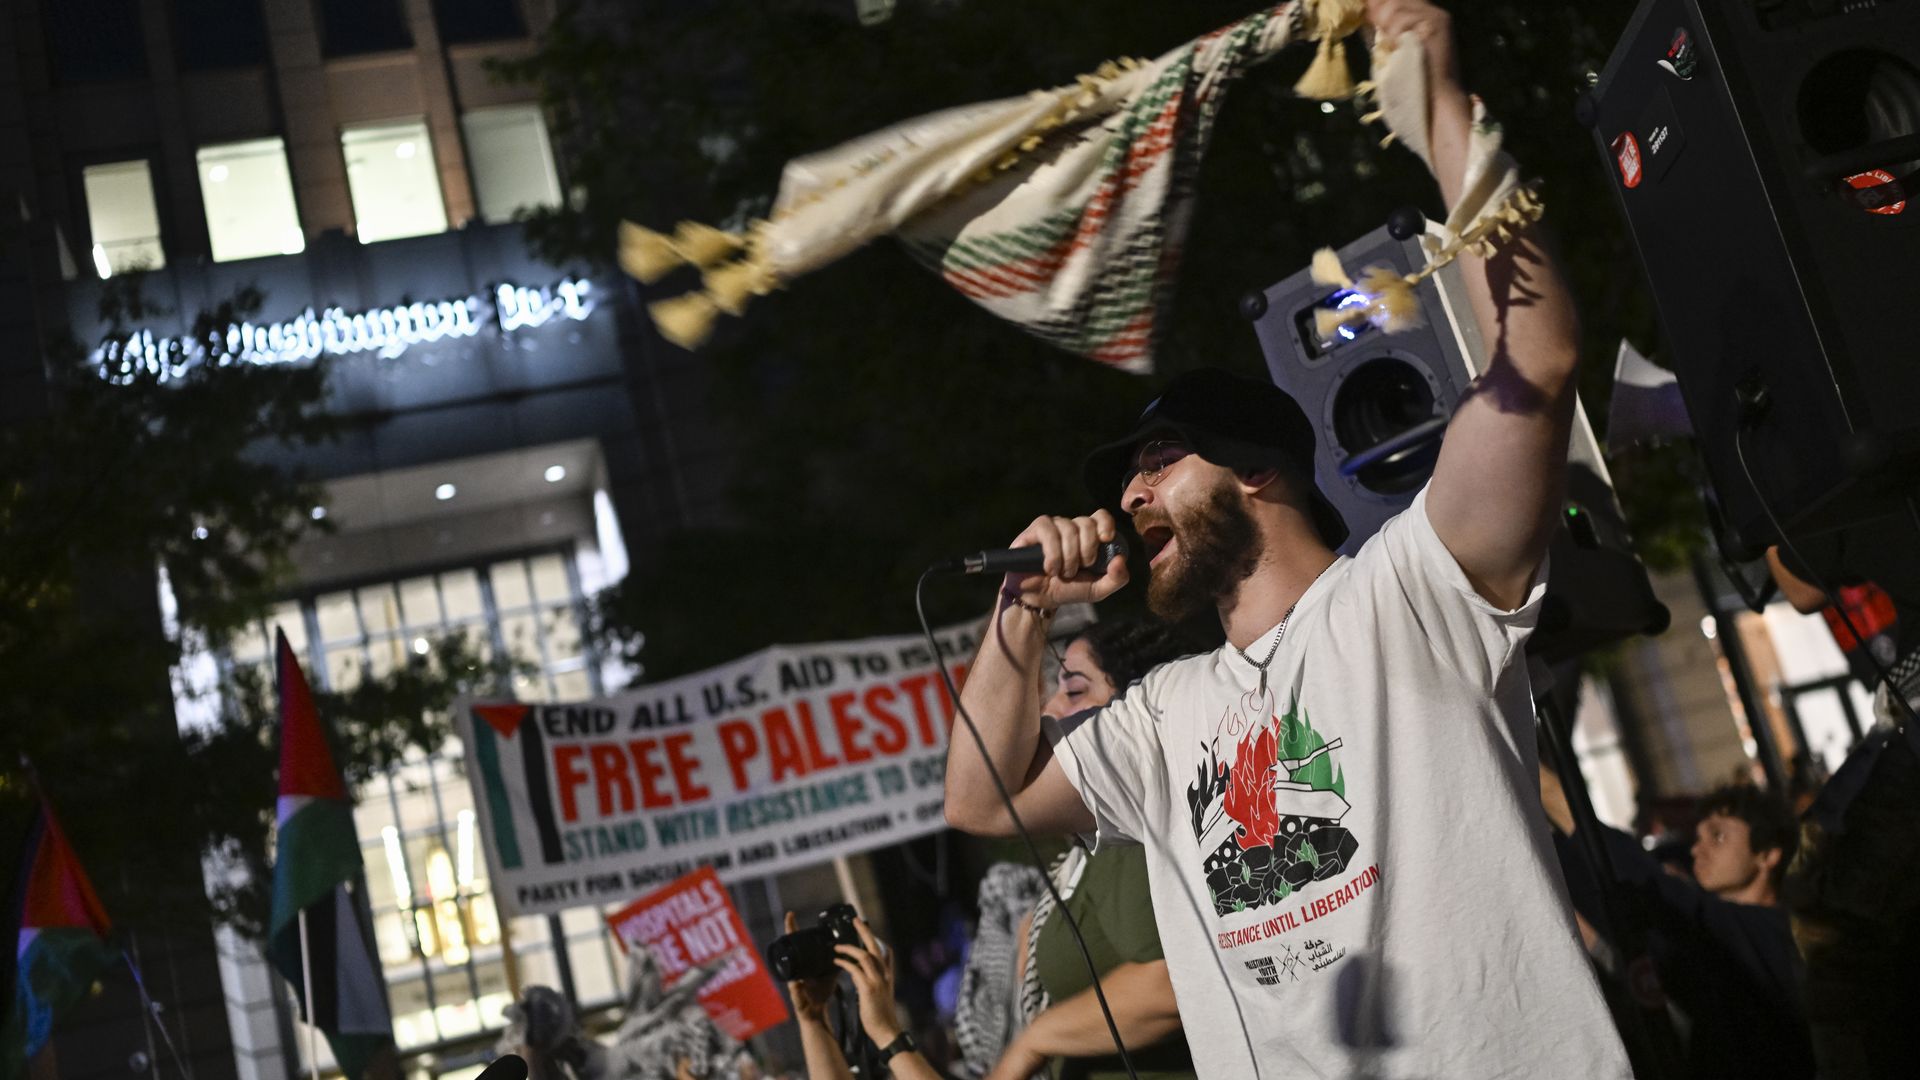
[1365,0,1475,203]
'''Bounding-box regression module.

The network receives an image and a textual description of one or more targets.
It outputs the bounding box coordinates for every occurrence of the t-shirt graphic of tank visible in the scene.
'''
[1187,697,1356,917]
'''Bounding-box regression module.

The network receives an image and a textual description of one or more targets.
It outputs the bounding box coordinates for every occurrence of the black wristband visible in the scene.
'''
[877,1031,918,1064]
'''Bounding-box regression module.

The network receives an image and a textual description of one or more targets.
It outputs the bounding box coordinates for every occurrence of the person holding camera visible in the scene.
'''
[784,912,940,1080]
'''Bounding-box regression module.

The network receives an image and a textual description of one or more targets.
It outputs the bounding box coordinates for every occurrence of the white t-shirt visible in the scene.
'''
[1053,489,1630,1079]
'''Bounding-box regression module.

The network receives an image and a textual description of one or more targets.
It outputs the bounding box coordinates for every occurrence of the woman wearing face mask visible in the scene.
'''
[988,618,1198,1080]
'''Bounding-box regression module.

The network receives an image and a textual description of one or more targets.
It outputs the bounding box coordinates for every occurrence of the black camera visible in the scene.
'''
[766,903,860,982]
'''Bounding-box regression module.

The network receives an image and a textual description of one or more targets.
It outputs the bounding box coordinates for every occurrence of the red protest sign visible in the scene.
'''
[606,865,789,1041]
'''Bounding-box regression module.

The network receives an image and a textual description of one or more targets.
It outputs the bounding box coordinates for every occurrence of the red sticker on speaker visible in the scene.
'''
[1845,169,1907,215]
[1612,131,1644,189]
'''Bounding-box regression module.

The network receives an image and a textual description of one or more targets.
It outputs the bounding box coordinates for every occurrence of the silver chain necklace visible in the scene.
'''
[1235,603,1298,698]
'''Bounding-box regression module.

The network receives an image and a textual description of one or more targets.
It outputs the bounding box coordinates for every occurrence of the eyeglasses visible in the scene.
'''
[1124,439,1192,493]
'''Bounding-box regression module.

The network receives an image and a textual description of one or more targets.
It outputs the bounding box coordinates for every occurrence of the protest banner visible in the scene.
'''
[457,622,979,918]
[605,866,789,1041]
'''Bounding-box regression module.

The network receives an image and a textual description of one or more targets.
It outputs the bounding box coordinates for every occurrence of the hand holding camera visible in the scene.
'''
[830,917,902,1048]
[779,911,838,1026]
[768,902,862,982]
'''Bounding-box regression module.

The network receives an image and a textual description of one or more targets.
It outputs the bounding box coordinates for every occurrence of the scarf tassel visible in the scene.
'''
[617,220,748,284]
[1293,0,1369,101]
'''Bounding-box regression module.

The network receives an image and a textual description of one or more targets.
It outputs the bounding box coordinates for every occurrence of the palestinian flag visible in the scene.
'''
[266,630,393,1078]
[4,792,117,1075]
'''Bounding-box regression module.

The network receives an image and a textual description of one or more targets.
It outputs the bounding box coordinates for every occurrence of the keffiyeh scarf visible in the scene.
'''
[622,0,1541,373]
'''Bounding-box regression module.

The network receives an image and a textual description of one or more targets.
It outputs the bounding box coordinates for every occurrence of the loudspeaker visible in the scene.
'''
[1584,0,1920,554]
[1243,221,1668,661]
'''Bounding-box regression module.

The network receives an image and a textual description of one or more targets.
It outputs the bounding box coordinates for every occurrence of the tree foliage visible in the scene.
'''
[0,283,510,935]
[498,0,1700,681]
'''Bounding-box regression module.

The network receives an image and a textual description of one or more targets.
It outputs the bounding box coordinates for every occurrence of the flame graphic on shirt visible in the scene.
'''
[1221,724,1281,850]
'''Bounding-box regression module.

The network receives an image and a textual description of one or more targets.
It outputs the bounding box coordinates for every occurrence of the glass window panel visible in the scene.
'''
[315,591,361,644]
[229,620,270,663]
[424,897,471,968]
[436,0,526,46]
[513,946,559,1001]
[342,119,448,244]
[386,974,435,1048]
[461,105,560,224]
[394,757,439,794]
[359,586,402,636]
[393,785,442,838]
[325,648,363,692]
[270,602,307,652]
[567,937,618,1006]
[367,641,401,680]
[373,909,417,966]
[500,613,542,665]
[366,837,408,912]
[528,553,570,605]
[354,785,396,841]
[173,0,270,71]
[436,775,475,820]
[440,570,483,622]
[551,668,591,702]
[318,0,411,58]
[509,915,554,950]
[472,957,513,1031]
[510,670,549,704]
[433,968,483,1039]
[46,0,148,83]
[468,892,501,949]
[82,160,165,277]
[559,906,607,935]
[542,607,583,661]
[490,562,532,612]
[399,576,443,628]
[197,138,304,262]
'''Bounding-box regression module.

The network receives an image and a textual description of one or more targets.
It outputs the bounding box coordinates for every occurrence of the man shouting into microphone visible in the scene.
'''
[944,1,1629,1076]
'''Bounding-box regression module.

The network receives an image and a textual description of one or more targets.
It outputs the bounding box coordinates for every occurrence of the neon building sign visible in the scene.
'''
[95,277,595,383]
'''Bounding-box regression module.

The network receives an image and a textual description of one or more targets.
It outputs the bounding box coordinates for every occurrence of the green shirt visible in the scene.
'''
[1032,845,1196,1080]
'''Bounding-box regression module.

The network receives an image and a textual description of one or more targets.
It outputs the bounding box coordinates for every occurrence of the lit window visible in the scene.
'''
[81,160,165,277]
[460,105,562,224]
[197,138,305,262]
[342,119,449,244]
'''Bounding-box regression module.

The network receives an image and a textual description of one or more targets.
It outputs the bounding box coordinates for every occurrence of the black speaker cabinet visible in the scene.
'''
[1244,223,1668,661]
[1586,0,1920,554]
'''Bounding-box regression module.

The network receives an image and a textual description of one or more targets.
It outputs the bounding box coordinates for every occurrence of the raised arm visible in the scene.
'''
[942,511,1125,837]
[1369,0,1582,610]
[985,960,1183,1080]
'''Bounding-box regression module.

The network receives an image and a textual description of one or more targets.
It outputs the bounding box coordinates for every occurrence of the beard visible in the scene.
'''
[1144,482,1261,623]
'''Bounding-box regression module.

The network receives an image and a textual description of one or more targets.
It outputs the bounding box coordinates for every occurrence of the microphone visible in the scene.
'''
[476,1055,528,1080]
[934,535,1130,575]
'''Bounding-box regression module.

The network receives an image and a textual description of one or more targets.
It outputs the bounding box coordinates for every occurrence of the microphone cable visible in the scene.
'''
[1734,426,1920,734]
[915,568,1142,1080]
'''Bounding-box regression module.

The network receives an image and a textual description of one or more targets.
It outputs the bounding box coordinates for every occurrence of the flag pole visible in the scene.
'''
[297,908,319,1080]
[122,943,197,1080]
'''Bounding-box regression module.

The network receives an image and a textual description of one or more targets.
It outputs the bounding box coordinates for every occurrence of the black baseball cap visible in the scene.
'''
[1082,367,1349,548]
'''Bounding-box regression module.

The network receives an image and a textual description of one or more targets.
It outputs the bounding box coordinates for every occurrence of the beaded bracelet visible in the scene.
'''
[999,587,1054,621]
